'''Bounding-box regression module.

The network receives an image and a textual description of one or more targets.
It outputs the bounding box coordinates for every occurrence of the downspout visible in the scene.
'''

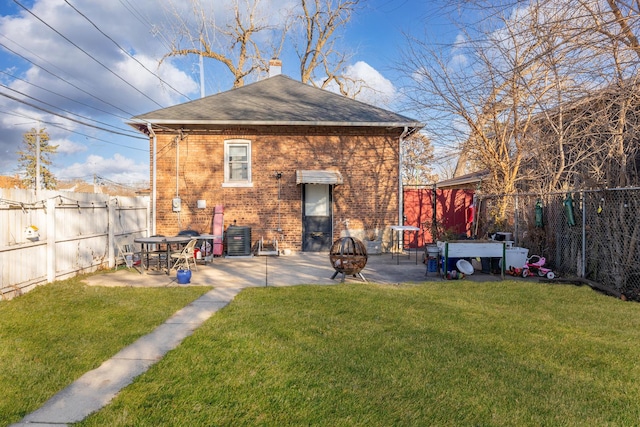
[398,126,411,226]
[175,135,179,199]
[146,123,157,236]
[175,134,180,229]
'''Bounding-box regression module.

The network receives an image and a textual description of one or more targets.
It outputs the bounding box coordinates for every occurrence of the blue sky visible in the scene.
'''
[0,0,458,187]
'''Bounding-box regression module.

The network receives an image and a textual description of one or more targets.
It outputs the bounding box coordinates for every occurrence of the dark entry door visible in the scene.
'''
[302,184,332,251]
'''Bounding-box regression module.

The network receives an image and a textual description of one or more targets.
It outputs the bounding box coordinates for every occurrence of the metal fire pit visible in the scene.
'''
[329,237,368,282]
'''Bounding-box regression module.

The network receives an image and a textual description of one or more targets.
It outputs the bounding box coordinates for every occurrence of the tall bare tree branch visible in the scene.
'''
[161,0,281,88]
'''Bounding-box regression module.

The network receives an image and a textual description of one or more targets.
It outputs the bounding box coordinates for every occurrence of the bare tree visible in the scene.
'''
[402,132,437,186]
[402,20,547,220]
[405,0,640,206]
[576,0,640,187]
[161,0,362,92]
[161,0,284,88]
[421,0,640,286]
[293,0,362,95]
[519,0,640,189]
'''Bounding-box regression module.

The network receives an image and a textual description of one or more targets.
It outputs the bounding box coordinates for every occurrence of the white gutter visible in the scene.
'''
[129,118,424,128]
[146,123,157,236]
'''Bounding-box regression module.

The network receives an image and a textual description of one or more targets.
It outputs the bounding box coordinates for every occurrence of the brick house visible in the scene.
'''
[129,72,423,252]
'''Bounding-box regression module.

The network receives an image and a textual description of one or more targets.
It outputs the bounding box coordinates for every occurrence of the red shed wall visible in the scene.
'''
[403,188,474,248]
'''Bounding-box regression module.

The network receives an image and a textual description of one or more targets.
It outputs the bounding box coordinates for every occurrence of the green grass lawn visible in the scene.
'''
[0,275,211,426]
[76,281,640,427]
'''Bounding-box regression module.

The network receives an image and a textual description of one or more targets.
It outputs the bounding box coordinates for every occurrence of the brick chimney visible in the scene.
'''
[268,58,282,77]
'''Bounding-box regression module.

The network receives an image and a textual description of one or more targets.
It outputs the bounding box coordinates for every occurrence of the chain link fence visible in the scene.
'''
[476,188,640,300]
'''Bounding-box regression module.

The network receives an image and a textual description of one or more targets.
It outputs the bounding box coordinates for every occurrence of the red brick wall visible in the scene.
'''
[151,127,401,251]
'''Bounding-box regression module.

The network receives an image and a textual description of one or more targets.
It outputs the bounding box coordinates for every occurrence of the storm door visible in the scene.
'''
[302,184,333,251]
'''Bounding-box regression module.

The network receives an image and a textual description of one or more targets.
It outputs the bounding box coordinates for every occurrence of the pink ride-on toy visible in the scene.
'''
[522,255,556,279]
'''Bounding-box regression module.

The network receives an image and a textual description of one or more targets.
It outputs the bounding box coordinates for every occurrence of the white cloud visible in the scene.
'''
[52,138,87,155]
[56,153,148,183]
[114,53,199,107]
[0,0,200,179]
[448,33,469,70]
[323,61,396,108]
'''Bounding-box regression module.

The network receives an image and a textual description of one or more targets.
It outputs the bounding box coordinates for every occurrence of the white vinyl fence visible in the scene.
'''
[1,188,149,299]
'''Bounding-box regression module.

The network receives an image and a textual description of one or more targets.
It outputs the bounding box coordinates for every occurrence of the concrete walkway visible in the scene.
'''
[11,252,499,426]
[12,286,243,426]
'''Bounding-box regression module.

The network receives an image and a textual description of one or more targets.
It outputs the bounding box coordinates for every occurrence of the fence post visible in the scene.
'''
[146,197,151,238]
[108,198,116,269]
[514,194,519,245]
[581,191,586,278]
[46,197,56,283]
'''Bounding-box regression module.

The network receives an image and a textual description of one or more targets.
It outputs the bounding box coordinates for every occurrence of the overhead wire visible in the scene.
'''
[0,37,136,117]
[117,0,152,28]
[0,83,142,137]
[117,0,175,55]
[0,90,147,139]
[42,122,148,151]
[12,0,166,109]
[0,69,131,121]
[63,0,192,102]
[0,108,147,152]
[95,174,145,189]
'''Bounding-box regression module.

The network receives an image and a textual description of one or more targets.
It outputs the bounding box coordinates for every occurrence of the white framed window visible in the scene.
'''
[223,139,253,187]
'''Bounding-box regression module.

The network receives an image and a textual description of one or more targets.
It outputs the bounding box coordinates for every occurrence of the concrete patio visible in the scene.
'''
[85,250,504,289]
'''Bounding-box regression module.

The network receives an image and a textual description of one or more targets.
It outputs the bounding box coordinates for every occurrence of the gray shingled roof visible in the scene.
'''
[130,74,423,130]
[436,170,489,189]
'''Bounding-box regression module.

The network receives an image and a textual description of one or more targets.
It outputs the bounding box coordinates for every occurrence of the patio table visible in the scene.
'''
[390,225,421,265]
[134,236,191,274]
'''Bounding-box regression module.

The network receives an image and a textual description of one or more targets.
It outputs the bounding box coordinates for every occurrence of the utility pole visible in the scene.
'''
[35,121,41,200]
[199,53,205,98]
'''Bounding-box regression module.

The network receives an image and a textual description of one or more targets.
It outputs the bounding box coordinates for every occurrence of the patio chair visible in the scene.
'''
[115,237,141,273]
[170,238,198,271]
[144,234,167,271]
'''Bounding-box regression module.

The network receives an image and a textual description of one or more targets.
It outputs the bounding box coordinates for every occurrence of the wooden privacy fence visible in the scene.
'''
[0,188,149,299]
[403,187,475,248]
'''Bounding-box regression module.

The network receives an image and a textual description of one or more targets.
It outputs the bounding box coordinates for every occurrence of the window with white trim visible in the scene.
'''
[223,139,252,187]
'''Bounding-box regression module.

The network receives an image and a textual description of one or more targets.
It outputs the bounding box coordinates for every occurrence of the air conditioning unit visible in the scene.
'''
[226,226,252,256]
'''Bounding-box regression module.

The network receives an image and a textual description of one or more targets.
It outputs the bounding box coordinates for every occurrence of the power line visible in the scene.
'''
[0,83,141,137]
[118,0,151,28]
[0,108,148,152]
[63,0,192,102]
[0,69,131,121]
[45,121,148,152]
[0,90,147,139]
[12,0,166,109]
[0,37,136,117]
[117,0,175,53]
[95,174,146,189]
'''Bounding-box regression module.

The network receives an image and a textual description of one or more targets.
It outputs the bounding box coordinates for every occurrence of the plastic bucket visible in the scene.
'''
[500,247,529,270]
[176,269,192,285]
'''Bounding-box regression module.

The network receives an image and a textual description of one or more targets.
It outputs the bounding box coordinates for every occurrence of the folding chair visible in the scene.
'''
[170,239,198,271]
[115,238,141,273]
